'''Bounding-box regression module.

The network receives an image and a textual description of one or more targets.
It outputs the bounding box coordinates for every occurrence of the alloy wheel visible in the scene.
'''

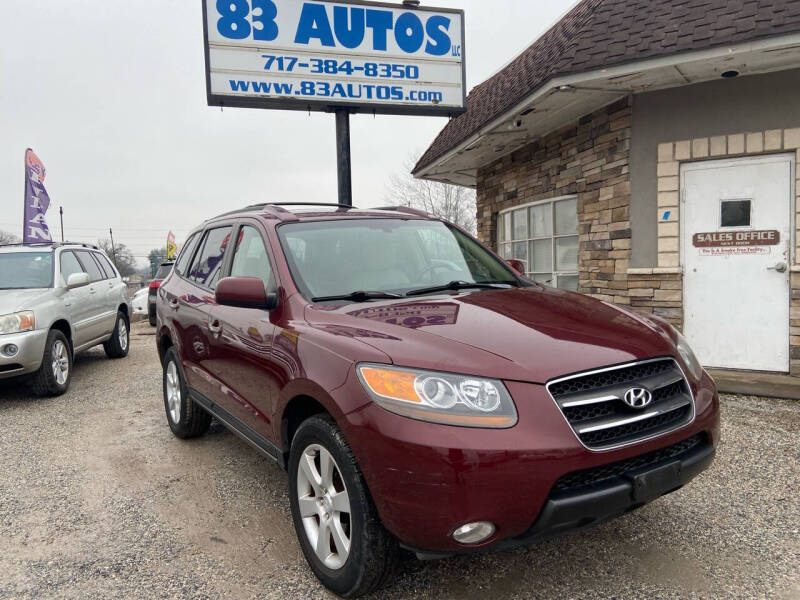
[51,340,69,386]
[166,361,181,423]
[296,444,352,570]
[119,320,128,352]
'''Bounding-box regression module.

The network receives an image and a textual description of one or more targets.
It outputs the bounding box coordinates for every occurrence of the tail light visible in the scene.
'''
[149,280,161,290]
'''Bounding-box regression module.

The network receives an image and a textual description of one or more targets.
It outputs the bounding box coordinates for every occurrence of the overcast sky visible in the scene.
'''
[1,0,575,262]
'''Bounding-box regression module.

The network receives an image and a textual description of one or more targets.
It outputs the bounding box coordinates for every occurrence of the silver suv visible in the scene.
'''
[0,243,131,396]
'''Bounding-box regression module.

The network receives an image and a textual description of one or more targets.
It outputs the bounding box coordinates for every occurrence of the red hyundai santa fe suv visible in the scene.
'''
[156,203,719,598]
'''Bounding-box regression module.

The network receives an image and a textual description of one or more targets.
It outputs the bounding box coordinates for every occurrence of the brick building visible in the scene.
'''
[414,0,800,376]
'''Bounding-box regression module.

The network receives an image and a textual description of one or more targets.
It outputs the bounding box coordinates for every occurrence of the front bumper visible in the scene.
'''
[418,431,715,558]
[340,370,720,554]
[507,434,714,548]
[0,329,49,380]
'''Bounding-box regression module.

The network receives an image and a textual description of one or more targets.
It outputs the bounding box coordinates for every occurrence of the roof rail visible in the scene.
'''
[261,205,300,222]
[374,206,433,218]
[214,202,358,223]
[213,203,270,219]
[268,203,356,210]
[61,241,99,250]
[0,241,99,250]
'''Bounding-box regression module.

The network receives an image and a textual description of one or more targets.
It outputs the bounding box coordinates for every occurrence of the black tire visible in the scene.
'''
[162,347,211,439]
[148,303,157,327]
[289,415,398,598]
[103,311,130,359]
[148,312,157,327]
[30,329,72,397]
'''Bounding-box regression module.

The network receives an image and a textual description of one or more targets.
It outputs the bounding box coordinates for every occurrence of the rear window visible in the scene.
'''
[155,264,173,280]
[76,250,105,282]
[175,233,199,276]
[188,227,232,290]
[95,253,117,278]
[89,253,110,279]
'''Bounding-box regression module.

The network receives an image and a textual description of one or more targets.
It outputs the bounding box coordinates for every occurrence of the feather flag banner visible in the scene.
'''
[23,149,53,244]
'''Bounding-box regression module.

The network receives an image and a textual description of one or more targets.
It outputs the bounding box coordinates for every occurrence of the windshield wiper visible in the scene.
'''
[312,290,403,303]
[405,280,517,297]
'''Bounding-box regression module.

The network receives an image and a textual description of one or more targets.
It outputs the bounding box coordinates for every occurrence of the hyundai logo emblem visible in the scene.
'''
[623,387,653,409]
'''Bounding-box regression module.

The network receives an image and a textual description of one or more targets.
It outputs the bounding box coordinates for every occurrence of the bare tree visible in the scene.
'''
[148,247,168,278]
[385,156,477,234]
[96,239,137,277]
[0,230,20,244]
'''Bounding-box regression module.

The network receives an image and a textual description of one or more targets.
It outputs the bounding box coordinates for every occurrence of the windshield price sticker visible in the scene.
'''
[203,0,466,116]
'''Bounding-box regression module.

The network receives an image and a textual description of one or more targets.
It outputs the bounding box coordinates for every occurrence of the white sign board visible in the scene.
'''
[202,0,466,116]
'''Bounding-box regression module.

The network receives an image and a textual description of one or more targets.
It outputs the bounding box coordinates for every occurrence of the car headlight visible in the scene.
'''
[0,311,35,335]
[672,328,703,380]
[356,364,517,428]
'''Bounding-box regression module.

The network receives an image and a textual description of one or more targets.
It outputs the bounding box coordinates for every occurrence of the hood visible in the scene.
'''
[0,289,54,316]
[305,287,678,384]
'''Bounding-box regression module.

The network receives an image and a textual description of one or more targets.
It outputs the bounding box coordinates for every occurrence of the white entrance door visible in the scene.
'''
[682,155,793,372]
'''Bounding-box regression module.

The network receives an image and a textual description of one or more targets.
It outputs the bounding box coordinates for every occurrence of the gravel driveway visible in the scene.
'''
[1,320,798,600]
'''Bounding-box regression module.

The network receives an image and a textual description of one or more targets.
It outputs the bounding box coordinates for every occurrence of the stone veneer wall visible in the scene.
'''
[476,97,633,304]
[474,100,799,375]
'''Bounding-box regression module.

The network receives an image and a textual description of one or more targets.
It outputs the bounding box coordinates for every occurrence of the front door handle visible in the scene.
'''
[767,262,788,273]
[208,320,222,336]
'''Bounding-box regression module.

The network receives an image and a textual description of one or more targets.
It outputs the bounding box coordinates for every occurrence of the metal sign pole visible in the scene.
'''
[109,228,118,270]
[335,109,352,207]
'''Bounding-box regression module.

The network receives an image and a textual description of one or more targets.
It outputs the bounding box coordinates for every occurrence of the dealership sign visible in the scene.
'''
[202,0,466,116]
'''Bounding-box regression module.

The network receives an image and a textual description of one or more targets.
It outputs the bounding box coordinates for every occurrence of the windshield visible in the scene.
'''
[278,219,518,300]
[0,252,54,289]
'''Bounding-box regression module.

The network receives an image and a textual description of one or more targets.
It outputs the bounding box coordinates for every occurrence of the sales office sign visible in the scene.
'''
[693,230,780,256]
[202,0,466,116]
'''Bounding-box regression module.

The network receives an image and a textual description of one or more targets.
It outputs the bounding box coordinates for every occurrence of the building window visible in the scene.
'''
[720,199,752,228]
[498,197,579,291]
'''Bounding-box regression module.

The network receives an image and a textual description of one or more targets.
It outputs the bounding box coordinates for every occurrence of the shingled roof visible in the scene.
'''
[414,0,800,174]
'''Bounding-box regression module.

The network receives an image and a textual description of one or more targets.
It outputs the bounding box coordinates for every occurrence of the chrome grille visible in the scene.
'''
[547,358,694,450]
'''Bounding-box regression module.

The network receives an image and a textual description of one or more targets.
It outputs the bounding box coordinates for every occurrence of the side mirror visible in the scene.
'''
[506,259,526,275]
[67,272,90,289]
[215,277,278,311]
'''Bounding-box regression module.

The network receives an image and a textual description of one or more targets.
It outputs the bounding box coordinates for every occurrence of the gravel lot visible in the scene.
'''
[1,320,798,600]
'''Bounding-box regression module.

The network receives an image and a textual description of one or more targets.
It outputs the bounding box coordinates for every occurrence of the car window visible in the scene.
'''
[89,253,110,279]
[230,226,273,289]
[278,219,516,299]
[59,251,85,284]
[95,253,117,278]
[175,233,199,275]
[188,227,232,290]
[76,250,105,282]
[0,252,54,289]
[154,264,173,280]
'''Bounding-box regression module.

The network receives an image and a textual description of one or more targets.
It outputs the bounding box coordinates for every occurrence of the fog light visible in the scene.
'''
[2,344,19,357]
[452,521,495,545]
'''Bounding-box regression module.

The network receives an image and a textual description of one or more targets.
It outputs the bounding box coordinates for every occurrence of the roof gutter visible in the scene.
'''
[414,31,800,180]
